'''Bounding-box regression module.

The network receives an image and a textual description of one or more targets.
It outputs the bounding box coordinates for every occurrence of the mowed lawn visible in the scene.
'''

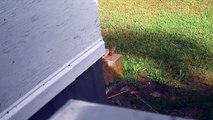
[99,0,213,88]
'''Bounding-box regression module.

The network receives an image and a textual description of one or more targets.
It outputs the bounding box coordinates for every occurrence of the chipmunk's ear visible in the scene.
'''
[108,46,116,56]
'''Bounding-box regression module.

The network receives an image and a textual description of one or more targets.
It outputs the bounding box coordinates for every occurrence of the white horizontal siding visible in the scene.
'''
[0,0,104,119]
[1,40,105,120]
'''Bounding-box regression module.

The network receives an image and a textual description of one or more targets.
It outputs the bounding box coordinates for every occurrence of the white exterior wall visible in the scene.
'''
[0,0,104,119]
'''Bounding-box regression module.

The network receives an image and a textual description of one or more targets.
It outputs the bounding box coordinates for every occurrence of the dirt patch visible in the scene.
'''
[150,0,168,5]
[106,79,213,120]
[169,7,183,14]
[192,6,203,16]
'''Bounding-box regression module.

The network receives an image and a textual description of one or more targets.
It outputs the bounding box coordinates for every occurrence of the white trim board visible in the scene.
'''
[0,39,105,120]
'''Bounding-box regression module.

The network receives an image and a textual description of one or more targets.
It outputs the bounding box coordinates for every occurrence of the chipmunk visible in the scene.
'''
[102,47,123,85]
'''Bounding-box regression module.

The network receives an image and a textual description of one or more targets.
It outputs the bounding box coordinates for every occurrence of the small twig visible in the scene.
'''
[107,90,129,99]
[131,92,159,113]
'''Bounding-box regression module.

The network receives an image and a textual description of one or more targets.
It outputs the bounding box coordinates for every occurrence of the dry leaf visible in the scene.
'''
[120,86,130,92]
[150,92,161,98]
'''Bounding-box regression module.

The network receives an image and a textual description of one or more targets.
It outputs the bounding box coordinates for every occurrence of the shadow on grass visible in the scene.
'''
[104,28,213,119]
[103,29,213,83]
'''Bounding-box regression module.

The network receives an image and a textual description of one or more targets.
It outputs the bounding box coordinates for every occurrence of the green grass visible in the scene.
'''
[99,0,213,87]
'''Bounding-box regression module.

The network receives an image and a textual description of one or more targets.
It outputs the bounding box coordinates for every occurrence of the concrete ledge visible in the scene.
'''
[49,99,192,120]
